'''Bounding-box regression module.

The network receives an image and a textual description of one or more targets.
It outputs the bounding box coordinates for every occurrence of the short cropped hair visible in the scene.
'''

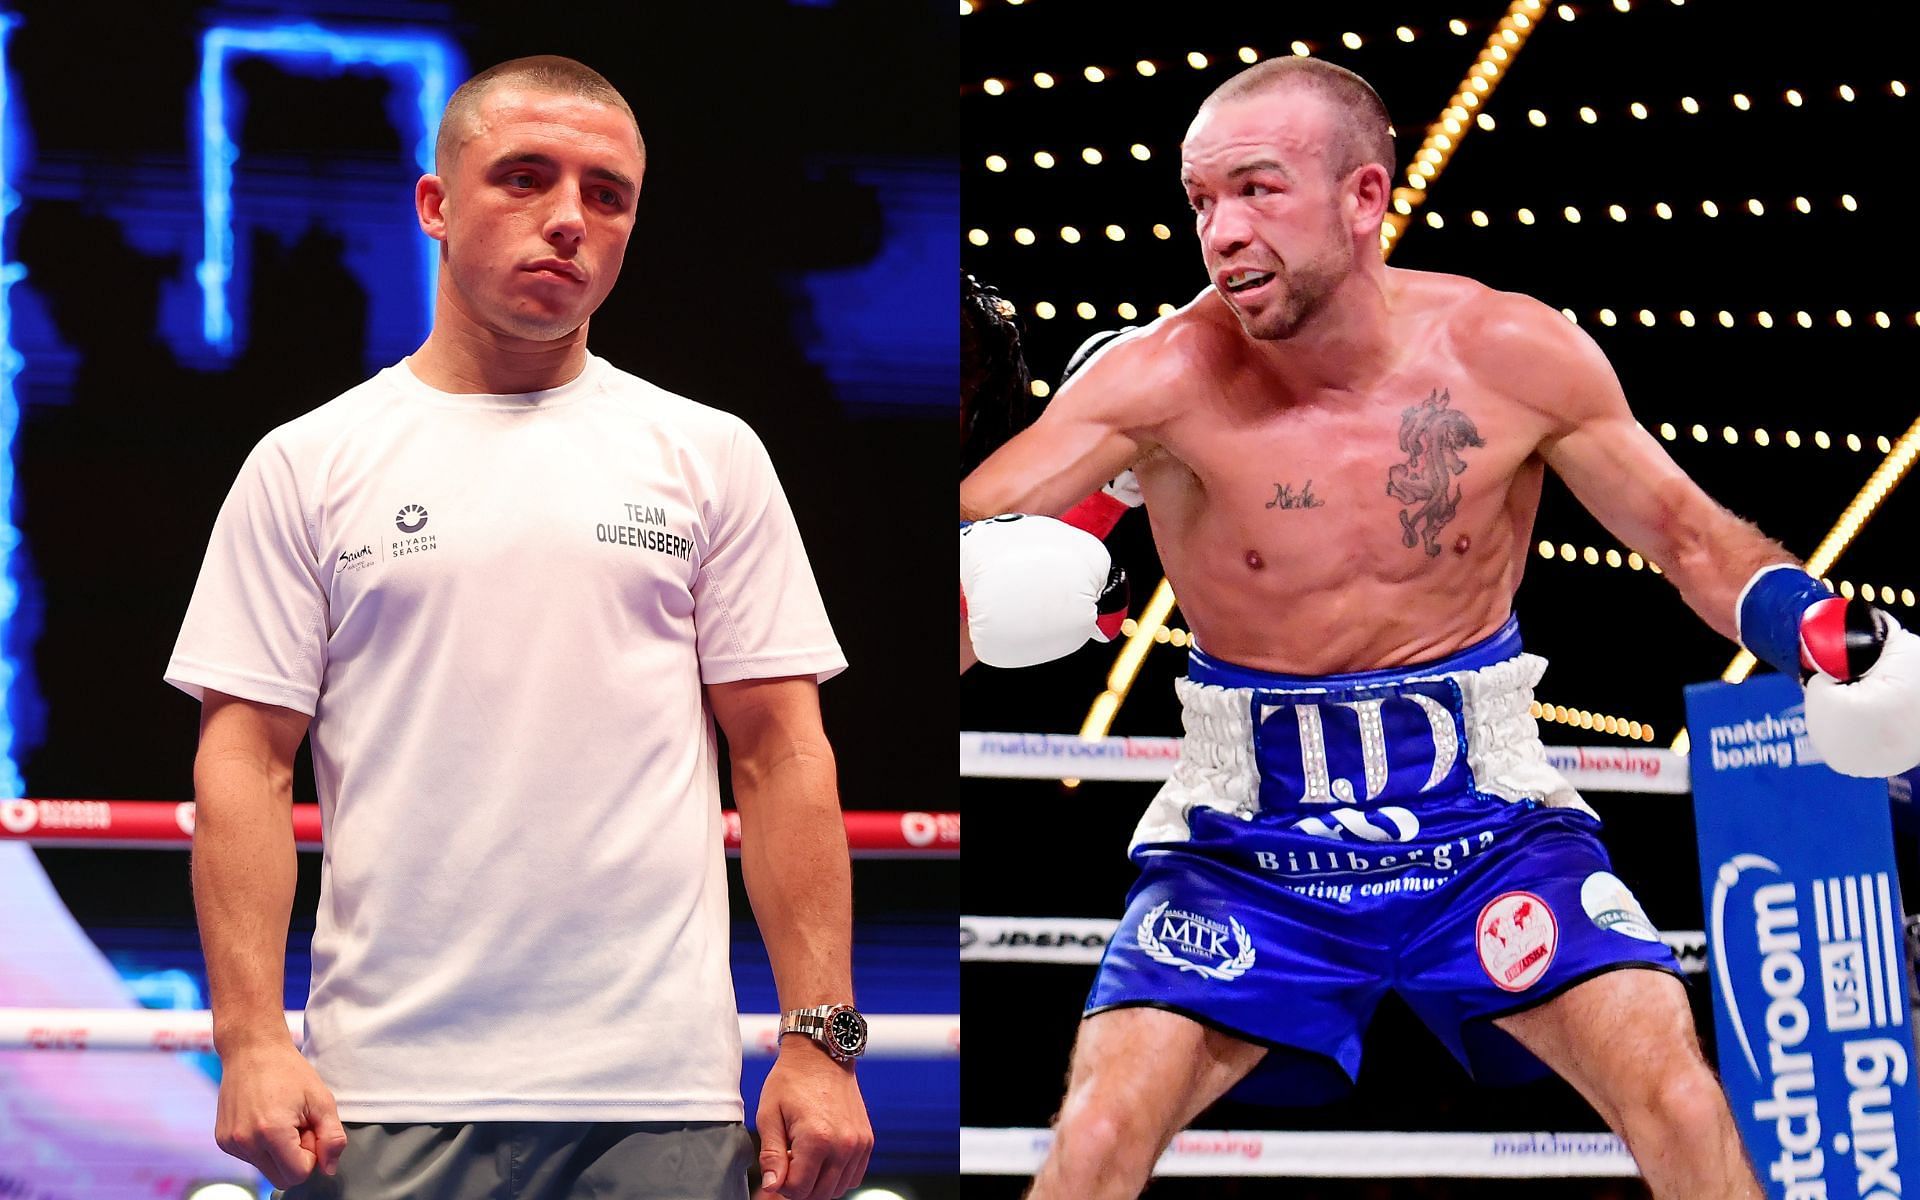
[435,55,644,174]
[1199,58,1394,181]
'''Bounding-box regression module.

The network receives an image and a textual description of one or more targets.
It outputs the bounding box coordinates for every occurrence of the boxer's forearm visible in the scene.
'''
[1547,415,1793,645]
[1632,487,1794,645]
[192,752,300,1056]
[735,743,855,1007]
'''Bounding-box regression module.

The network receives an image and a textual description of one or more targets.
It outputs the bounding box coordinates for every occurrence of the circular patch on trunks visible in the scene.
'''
[1477,890,1559,992]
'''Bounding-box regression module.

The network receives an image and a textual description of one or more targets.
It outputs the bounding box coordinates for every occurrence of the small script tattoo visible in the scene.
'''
[1385,386,1485,557]
[1265,480,1325,510]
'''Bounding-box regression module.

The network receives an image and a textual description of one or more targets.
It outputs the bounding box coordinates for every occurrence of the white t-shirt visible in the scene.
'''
[166,354,845,1121]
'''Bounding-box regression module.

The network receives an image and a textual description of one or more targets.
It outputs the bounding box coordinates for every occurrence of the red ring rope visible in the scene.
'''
[0,800,958,856]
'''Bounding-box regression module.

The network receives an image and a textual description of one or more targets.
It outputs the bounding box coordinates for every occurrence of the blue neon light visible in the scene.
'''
[1,12,25,797]
[198,22,458,354]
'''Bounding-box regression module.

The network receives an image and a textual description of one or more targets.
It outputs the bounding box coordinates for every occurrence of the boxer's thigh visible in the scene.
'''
[1063,1005,1268,1138]
[1493,967,1708,1125]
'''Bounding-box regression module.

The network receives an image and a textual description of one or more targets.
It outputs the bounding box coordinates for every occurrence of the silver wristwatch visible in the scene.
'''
[778,1003,868,1062]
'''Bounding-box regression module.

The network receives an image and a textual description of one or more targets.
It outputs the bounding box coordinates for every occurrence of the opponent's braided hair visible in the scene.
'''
[961,273,1036,476]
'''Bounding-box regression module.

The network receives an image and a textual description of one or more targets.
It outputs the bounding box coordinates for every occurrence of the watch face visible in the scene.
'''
[828,1009,867,1056]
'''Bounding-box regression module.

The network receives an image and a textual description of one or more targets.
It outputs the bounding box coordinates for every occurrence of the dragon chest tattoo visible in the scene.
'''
[1385,387,1485,557]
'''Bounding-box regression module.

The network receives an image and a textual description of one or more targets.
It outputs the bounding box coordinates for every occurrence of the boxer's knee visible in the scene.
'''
[1041,1090,1163,1194]
[1622,1054,1731,1144]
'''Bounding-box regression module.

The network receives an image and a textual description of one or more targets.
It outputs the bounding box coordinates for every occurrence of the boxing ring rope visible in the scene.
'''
[0,800,959,857]
[963,1127,1638,1178]
[961,914,1714,975]
[0,1009,959,1059]
[959,731,1920,1178]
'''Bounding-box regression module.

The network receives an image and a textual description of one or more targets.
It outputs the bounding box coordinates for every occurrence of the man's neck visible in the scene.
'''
[1251,263,1404,397]
[409,319,591,396]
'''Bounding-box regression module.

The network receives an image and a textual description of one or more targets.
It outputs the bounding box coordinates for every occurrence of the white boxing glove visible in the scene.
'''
[1805,617,1920,778]
[960,514,1122,668]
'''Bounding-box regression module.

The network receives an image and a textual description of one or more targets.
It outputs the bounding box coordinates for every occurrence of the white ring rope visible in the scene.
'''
[961,1126,1638,1178]
[961,732,1690,791]
[0,1009,959,1058]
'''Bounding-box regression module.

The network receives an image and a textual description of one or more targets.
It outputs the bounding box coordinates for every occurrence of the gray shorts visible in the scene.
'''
[275,1121,755,1200]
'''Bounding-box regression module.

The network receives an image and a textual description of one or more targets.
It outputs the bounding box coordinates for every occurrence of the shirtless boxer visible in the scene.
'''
[960,57,1920,1199]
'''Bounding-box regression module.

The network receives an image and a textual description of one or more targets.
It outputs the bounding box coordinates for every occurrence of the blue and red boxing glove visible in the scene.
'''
[1737,563,1920,776]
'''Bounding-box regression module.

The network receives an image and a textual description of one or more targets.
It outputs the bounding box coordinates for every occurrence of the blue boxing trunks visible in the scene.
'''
[1085,616,1681,1103]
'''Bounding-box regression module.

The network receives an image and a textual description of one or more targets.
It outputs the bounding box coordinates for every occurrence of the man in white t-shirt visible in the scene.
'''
[168,55,872,1200]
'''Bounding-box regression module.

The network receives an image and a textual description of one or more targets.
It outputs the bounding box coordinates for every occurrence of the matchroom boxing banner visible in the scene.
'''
[1688,673,1920,1199]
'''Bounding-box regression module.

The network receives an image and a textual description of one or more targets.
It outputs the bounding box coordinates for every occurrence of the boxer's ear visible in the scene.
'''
[416,174,449,242]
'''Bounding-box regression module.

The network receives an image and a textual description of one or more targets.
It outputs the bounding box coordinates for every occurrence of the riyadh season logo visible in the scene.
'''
[1136,901,1256,981]
[391,504,438,558]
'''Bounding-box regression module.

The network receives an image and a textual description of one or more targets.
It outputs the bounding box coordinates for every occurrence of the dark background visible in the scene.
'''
[961,1,1920,1195]
[1,0,956,1186]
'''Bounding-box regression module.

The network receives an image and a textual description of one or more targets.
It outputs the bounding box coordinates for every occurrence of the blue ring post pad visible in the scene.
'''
[1739,567,1832,676]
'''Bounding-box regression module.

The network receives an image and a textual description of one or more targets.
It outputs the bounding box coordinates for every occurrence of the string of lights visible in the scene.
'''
[1532,540,1916,611]
[975,193,1858,245]
[966,222,1176,246]
[1116,618,1194,647]
[975,35,1468,97]
[963,0,1695,18]
[979,144,1163,174]
[1536,542,1660,573]
[967,2,1724,93]
[970,195,1863,246]
[1415,193,1863,228]
[1531,700,1657,742]
[1568,306,1912,330]
[1558,0,1691,16]
[974,86,1906,174]
[1654,425,1895,453]
[1000,297,1920,346]
[1503,82,1908,127]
